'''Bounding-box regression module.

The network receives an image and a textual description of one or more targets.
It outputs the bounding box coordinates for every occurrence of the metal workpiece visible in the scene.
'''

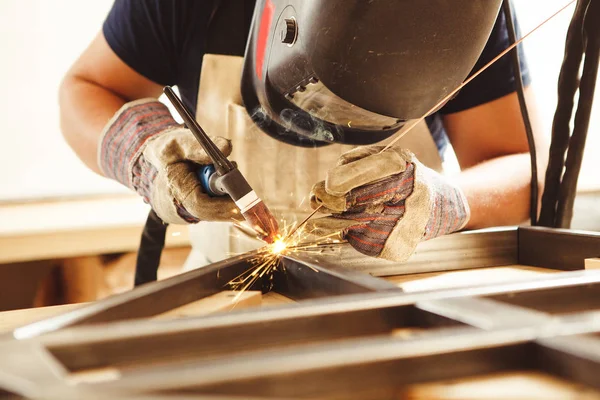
[4,227,600,398]
[275,256,401,300]
[42,309,600,398]
[12,251,263,340]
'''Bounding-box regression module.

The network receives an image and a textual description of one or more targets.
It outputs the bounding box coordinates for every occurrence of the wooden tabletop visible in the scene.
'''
[0,196,190,264]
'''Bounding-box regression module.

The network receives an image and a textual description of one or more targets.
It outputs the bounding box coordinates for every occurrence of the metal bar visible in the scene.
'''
[11,246,400,340]
[8,228,519,340]
[11,251,261,339]
[487,280,600,314]
[43,305,420,373]
[62,311,600,397]
[275,256,401,300]
[416,297,551,329]
[83,328,537,398]
[537,334,600,390]
[303,227,518,277]
[34,271,600,373]
[7,274,600,396]
[518,226,600,270]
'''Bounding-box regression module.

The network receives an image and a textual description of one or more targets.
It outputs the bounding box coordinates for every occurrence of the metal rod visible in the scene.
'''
[163,86,234,175]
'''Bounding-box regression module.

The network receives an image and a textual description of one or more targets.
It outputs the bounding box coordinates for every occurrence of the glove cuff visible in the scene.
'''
[98,99,178,188]
[379,152,431,262]
[423,174,470,240]
[379,150,470,262]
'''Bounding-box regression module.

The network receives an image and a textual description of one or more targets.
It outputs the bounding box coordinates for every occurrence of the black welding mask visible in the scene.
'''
[241,0,503,147]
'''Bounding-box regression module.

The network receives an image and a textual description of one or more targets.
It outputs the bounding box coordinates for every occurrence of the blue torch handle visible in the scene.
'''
[197,165,224,197]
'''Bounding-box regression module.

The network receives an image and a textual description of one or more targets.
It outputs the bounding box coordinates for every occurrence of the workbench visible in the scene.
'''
[0,196,191,311]
[3,223,600,399]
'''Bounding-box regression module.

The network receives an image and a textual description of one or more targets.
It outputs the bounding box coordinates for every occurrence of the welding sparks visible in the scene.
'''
[227,206,343,301]
[271,238,288,254]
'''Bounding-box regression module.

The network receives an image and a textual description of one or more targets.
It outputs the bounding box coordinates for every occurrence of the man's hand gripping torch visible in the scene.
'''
[163,86,279,243]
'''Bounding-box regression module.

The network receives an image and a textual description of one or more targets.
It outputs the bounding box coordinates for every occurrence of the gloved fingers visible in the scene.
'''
[339,208,405,258]
[345,163,415,209]
[325,149,409,197]
[336,146,385,166]
[304,216,357,240]
[148,128,232,166]
[313,165,415,216]
[167,162,237,222]
[310,180,348,213]
[173,129,233,164]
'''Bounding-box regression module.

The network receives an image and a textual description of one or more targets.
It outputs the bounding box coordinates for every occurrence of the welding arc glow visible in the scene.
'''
[227,211,343,301]
[271,238,288,254]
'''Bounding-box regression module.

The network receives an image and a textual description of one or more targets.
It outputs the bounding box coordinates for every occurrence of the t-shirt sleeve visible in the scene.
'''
[439,6,531,114]
[102,0,189,86]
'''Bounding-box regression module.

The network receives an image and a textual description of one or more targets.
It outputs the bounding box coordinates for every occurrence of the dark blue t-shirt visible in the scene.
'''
[103,0,530,156]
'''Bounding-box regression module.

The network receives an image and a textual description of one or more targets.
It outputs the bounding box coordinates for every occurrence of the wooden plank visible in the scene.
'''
[404,371,600,399]
[154,291,262,319]
[301,227,518,277]
[586,258,600,270]
[262,292,295,307]
[0,303,87,333]
[519,227,600,270]
[386,265,556,293]
[0,197,189,264]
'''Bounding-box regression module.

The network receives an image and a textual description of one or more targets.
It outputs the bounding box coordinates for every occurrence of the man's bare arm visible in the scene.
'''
[443,88,548,229]
[59,31,163,175]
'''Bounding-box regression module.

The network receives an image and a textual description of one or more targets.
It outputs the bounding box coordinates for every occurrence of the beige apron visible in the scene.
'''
[184,55,443,267]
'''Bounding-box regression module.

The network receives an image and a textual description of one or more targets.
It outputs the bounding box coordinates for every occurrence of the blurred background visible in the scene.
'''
[0,1,597,314]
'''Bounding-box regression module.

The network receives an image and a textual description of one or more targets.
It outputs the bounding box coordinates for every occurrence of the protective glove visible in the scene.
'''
[98,98,235,224]
[310,146,470,262]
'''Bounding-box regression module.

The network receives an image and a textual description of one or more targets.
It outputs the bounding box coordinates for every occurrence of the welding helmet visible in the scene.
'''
[241,0,503,147]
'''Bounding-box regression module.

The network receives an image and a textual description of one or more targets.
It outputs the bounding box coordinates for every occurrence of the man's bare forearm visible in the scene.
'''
[456,153,541,229]
[59,76,126,175]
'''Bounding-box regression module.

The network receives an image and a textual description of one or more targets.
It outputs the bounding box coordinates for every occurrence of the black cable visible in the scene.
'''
[134,210,167,287]
[555,0,599,228]
[539,0,587,227]
[502,0,539,226]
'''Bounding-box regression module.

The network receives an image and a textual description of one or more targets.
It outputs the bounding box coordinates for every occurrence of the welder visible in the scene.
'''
[59,0,546,265]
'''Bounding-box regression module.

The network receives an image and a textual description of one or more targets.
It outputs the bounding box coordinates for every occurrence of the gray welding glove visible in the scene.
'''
[310,146,470,262]
[98,99,236,224]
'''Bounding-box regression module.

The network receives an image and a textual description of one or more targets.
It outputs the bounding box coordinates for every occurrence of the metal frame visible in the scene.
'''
[7,227,519,339]
[1,226,600,398]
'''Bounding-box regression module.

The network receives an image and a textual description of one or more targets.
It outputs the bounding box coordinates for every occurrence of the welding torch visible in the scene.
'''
[163,86,279,244]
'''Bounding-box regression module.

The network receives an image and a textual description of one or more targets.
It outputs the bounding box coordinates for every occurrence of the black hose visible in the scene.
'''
[502,0,539,225]
[134,209,168,287]
[555,0,599,228]
[539,0,588,227]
